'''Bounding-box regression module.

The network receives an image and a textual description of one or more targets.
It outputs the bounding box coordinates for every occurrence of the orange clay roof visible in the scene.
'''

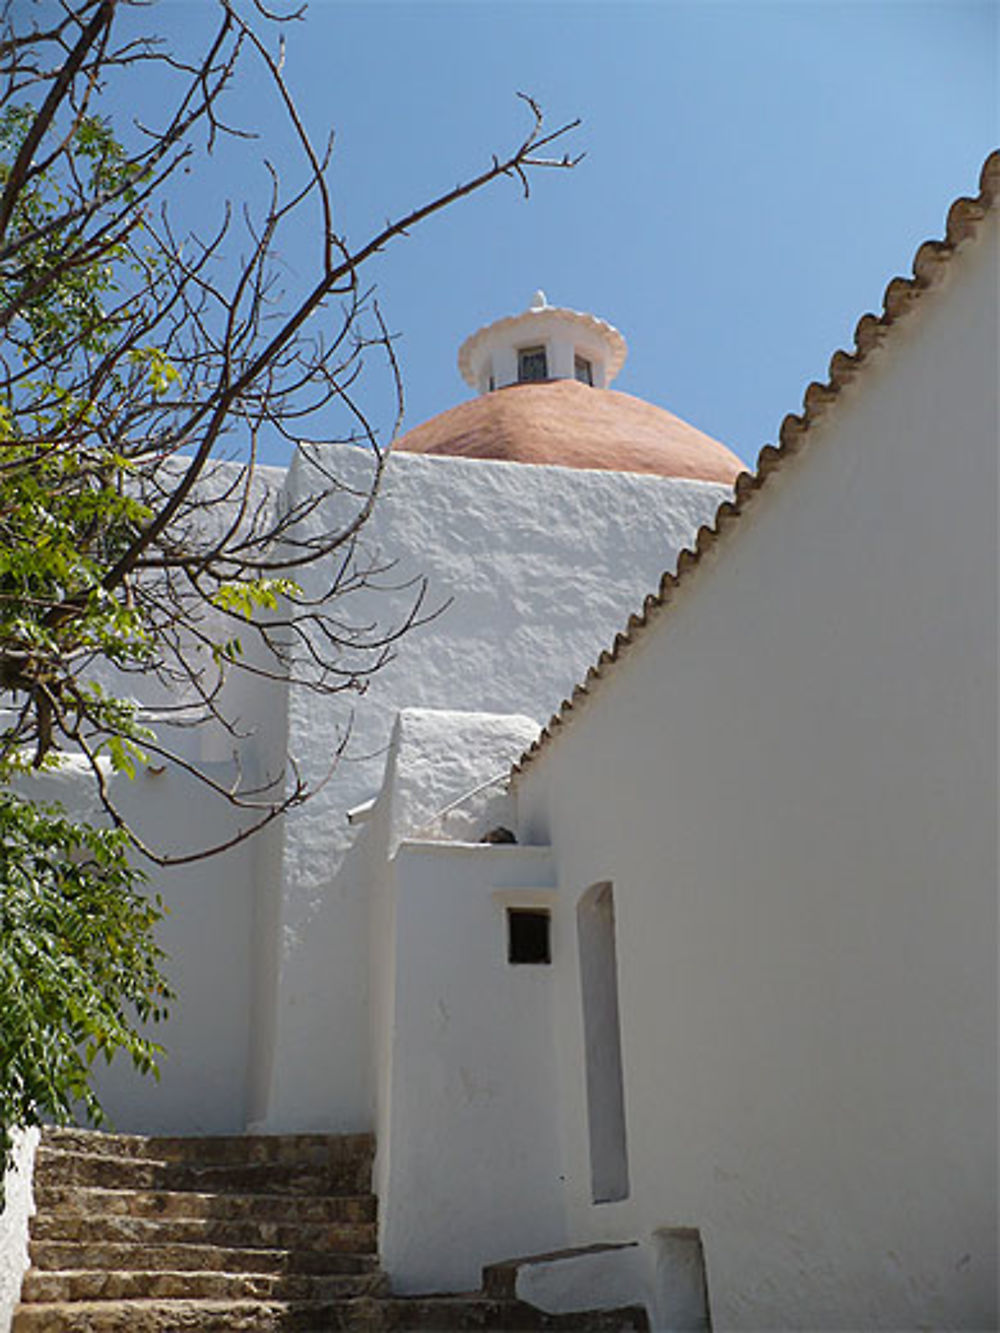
[393,379,744,484]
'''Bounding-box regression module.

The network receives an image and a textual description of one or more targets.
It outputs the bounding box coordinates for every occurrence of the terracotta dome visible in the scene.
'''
[393,379,745,483]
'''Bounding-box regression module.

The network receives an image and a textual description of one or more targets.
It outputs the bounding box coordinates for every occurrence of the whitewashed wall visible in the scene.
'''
[260,451,732,1131]
[366,710,559,1293]
[515,216,998,1329]
[378,840,564,1294]
[95,764,260,1132]
[74,441,729,1137]
[11,713,278,1135]
[0,1129,38,1333]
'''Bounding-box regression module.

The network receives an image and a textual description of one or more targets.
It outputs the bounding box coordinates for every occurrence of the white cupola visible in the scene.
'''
[457,292,628,395]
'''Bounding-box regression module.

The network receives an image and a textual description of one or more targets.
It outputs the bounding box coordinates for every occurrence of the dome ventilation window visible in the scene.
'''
[518,345,548,383]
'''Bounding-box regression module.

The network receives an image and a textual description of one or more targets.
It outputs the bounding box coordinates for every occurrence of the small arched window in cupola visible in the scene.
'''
[575,354,593,386]
[518,345,549,383]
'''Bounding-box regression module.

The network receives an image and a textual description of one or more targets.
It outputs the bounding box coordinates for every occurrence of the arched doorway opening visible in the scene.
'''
[577,881,629,1203]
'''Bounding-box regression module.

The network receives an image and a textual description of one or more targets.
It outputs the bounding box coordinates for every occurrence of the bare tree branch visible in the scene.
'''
[0,0,579,860]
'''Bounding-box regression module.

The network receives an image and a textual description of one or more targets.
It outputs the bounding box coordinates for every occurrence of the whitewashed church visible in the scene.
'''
[3,155,996,1331]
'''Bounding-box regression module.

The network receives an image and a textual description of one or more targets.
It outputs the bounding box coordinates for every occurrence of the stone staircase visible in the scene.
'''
[14,1128,649,1331]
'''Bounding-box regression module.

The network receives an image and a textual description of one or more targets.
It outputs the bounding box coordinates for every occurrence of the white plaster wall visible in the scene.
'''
[515,217,998,1329]
[9,750,263,1134]
[263,450,732,1131]
[380,708,540,853]
[9,755,107,821]
[367,709,543,1147]
[368,709,548,1291]
[0,1129,38,1333]
[377,841,565,1294]
[93,760,261,1133]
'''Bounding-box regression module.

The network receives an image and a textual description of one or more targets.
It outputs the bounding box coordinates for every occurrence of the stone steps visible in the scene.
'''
[31,1208,377,1253]
[14,1128,385,1332]
[33,1148,371,1197]
[15,1128,649,1330]
[42,1131,373,1165]
[20,1268,388,1303]
[28,1239,379,1274]
[11,1297,371,1332]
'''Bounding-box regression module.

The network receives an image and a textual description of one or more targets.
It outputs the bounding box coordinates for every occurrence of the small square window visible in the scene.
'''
[518,346,548,383]
[507,908,552,964]
[575,355,593,386]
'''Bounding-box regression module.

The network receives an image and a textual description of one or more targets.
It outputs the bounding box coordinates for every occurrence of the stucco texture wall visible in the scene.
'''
[515,217,998,1329]
[264,451,732,1130]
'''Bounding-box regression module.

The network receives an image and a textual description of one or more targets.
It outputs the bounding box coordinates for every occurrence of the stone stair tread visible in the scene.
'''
[35,1144,370,1170]
[33,1182,376,1221]
[42,1128,374,1163]
[11,1296,383,1332]
[29,1238,379,1274]
[20,1267,388,1303]
[33,1152,372,1197]
[32,1212,376,1254]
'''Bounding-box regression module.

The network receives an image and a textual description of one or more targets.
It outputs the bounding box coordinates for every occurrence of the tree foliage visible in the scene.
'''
[0,791,171,1187]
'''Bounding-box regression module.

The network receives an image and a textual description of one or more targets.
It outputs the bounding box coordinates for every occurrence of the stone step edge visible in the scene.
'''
[38,1131,374,1163]
[33,1184,377,1209]
[42,1129,375,1148]
[14,1295,383,1316]
[20,1268,385,1282]
[30,1218,378,1253]
[31,1164,373,1196]
[28,1240,380,1268]
[35,1147,371,1172]
[18,1273,389,1308]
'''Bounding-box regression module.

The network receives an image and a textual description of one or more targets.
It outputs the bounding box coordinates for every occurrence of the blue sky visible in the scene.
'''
[135,1,996,467]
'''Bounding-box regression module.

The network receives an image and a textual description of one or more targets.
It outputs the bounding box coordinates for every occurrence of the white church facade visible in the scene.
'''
[4,155,997,1330]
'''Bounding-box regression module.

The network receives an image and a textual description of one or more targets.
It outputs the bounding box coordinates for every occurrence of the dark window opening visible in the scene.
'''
[575,355,593,386]
[518,345,548,383]
[507,908,551,964]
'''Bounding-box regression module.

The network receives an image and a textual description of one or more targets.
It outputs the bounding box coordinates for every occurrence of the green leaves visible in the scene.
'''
[1,103,140,360]
[211,577,301,617]
[0,794,172,1197]
[103,734,148,780]
[126,347,179,396]
[0,448,154,750]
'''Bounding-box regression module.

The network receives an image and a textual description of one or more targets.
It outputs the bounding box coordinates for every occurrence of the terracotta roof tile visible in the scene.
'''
[512,150,999,777]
